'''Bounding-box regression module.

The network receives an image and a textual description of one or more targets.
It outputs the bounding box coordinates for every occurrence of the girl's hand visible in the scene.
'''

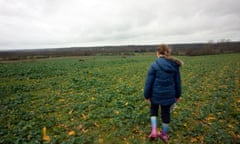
[171,103,177,110]
[176,98,180,102]
[145,99,150,102]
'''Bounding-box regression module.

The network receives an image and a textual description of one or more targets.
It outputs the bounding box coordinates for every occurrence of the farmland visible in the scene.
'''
[0,53,239,143]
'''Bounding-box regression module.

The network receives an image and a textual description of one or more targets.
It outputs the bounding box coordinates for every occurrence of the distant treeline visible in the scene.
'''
[0,41,240,61]
[171,41,240,56]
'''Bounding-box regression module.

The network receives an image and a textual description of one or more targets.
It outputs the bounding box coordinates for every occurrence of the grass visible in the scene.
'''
[0,53,239,143]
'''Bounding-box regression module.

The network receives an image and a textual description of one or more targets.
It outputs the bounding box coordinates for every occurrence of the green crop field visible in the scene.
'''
[0,53,239,144]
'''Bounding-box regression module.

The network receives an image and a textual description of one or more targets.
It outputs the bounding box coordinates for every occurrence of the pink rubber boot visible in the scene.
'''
[148,128,158,139]
[159,131,168,142]
[148,116,159,140]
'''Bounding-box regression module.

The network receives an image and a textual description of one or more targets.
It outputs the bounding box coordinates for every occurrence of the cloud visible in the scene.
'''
[0,0,240,50]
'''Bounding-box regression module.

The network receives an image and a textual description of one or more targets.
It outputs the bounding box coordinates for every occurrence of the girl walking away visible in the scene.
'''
[144,44,183,142]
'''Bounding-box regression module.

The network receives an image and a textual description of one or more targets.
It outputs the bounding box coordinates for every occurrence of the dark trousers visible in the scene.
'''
[150,103,171,123]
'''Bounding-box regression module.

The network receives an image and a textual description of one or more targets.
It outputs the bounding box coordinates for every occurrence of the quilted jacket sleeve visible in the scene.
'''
[144,64,156,99]
[174,66,181,98]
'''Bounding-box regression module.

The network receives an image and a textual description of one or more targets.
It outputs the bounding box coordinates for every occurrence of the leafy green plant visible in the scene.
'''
[0,54,239,143]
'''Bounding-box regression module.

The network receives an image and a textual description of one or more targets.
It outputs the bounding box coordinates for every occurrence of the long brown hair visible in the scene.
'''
[157,44,184,66]
[157,44,171,56]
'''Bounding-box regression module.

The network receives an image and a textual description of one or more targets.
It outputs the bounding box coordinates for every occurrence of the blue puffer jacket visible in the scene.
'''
[144,57,181,105]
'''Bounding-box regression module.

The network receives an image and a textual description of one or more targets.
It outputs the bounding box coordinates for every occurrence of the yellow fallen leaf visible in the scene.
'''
[82,129,88,133]
[98,138,104,144]
[237,107,240,112]
[43,135,50,141]
[206,114,215,121]
[114,110,119,115]
[183,123,187,127]
[228,124,234,129]
[42,127,50,142]
[82,113,87,120]
[125,102,128,106]
[191,137,197,143]
[43,135,50,142]
[59,99,64,102]
[237,99,240,103]
[94,122,99,127]
[68,130,75,136]
[68,109,73,114]
[77,124,83,130]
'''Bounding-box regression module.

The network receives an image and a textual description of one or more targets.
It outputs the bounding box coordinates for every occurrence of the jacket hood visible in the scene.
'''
[159,55,184,66]
[155,56,182,73]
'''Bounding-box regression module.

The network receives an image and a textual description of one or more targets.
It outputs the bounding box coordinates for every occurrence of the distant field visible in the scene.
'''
[0,53,239,143]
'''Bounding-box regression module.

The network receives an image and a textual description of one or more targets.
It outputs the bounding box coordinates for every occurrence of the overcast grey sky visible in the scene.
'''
[0,0,239,50]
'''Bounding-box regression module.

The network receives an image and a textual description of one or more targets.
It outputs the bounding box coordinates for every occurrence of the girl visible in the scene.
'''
[144,44,183,142]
